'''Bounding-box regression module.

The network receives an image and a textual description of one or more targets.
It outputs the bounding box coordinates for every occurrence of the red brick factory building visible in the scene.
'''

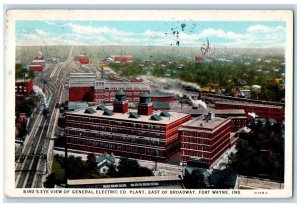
[15,79,33,97]
[65,91,191,162]
[74,55,90,64]
[68,73,151,103]
[215,101,284,122]
[179,112,231,169]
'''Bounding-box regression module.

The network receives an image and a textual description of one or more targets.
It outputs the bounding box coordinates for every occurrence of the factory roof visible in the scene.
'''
[213,109,246,115]
[31,60,45,63]
[153,102,170,109]
[215,101,284,109]
[66,105,190,125]
[150,92,175,98]
[69,73,97,78]
[16,79,31,83]
[68,101,89,111]
[181,114,229,129]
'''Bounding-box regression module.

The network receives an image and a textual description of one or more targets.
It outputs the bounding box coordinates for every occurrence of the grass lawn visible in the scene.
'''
[51,158,65,183]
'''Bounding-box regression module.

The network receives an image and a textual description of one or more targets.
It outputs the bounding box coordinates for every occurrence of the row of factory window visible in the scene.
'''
[65,126,166,139]
[66,117,166,131]
[182,151,210,159]
[67,137,165,156]
[212,123,231,137]
[210,135,230,150]
[210,141,230,157]
[180,132,211,138]
[181,137,210,145]
[181,144,209,151]
[65,130,164,146]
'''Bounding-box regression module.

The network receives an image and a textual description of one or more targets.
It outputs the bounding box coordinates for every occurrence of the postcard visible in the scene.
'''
[4,9,293,198]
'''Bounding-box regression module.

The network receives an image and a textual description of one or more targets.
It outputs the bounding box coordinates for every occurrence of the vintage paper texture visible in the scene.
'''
[4,9,293,198]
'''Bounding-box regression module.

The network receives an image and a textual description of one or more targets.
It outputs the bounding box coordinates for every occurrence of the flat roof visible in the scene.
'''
[68,176,181,185]
[215,101,283,109]
[66,105,190,125]
[213,109,246,115]
[69,73,97,78]
[181,115,227,129]
[16,79,31,83]
[32,60,45,63]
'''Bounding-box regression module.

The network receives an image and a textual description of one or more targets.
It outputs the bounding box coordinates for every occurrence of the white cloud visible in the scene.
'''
[196,28,250,41]
[35,29,48,36]
[247,25,271,33]
[276,26,285,31]
[66,23,133,36]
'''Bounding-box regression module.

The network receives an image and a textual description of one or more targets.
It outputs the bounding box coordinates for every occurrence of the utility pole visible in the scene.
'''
[64,135,68,188]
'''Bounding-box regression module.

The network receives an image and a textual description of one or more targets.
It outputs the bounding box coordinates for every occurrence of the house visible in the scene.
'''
[95,153,116,174]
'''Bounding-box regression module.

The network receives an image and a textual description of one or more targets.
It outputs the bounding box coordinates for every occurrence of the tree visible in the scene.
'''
[183,169,207,189]
[116,158,153,177]
[44,173,57,188]
[230,122,284,181]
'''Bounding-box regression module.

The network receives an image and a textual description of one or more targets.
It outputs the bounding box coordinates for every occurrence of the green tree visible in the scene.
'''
[44,173,57,188]
[116,158,153,177]
[183,169,207,189]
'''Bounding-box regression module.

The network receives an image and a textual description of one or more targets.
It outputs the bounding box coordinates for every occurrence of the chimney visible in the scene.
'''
[113,90,128,113]
[138,93,153,116]
[198,90,202,100]
[204,112,215,121]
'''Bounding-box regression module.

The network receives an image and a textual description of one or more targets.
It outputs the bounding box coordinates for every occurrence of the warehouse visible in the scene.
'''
[65,91,191,162]
[215,101,284,122]
[179,112,231,169]
[68,73,151,103]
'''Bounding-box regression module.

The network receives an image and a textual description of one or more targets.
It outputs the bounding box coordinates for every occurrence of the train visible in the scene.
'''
[43,94,52,116]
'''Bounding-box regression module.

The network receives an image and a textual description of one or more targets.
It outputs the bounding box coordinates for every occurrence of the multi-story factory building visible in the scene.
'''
[15,79,33,97]
[213,109,248,132]
[68,73,151,103]
[215,101,284,122]
[179,113,231,169]
[65,91,191,162]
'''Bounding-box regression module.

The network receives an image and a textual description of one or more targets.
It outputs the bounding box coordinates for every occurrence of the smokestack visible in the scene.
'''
[198,91,201,100]
[138,93,153,116]
[113,90,128,113]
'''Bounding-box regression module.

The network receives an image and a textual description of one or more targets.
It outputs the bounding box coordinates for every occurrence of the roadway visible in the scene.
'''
[15,47,74,188]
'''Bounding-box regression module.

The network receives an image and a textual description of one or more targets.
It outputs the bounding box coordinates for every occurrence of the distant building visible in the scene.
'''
[110,55,134,63]
[15,113,27,138]
[195,56,204,62]
[29,57,46,72]
[68,73,150,103]
[239,89,251,99]
[179,113,231,169]
[213,109,247,132]
[215,101,284,122]
[74,55,90,64]
[150,92,176,111]
[15,79,33,99]
[65,91,191,162]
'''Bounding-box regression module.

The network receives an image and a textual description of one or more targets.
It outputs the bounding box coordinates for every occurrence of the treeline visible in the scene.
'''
[45,154,153,188]
[229,121,284,182]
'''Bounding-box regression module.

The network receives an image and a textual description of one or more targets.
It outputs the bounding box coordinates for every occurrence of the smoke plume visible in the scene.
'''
[188,96,207,109]
[33,85,46,104]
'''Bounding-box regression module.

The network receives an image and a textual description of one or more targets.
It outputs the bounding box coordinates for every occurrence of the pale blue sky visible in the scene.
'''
[16,20,286,48]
